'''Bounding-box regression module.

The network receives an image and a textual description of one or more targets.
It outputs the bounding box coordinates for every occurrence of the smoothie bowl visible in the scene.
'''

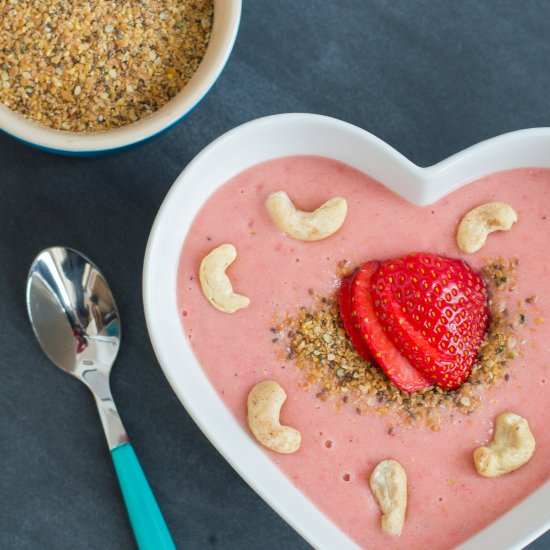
[143,114,550,549]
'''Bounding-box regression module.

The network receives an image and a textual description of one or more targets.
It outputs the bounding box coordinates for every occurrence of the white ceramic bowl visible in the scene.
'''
[143,113,550,549]
[0,0,241,155]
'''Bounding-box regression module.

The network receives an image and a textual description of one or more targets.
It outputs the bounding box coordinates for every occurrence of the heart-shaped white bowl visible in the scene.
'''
[143,114,550,549]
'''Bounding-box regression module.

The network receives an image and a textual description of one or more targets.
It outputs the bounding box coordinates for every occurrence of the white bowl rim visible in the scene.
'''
[0,0,241,154]
[143,113,550,550]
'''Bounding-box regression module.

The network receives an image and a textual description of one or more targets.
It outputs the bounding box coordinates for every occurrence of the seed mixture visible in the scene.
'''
[273,258,534,430]
[0,0,213,131]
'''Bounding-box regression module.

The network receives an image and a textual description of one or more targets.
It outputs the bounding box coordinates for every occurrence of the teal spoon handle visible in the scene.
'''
[111,443,176,550]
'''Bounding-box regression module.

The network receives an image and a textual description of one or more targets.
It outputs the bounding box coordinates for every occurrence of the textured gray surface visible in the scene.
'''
[1,0,549,548]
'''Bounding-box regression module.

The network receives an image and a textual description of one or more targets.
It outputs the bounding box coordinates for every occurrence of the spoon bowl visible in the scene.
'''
[27,246,120,376]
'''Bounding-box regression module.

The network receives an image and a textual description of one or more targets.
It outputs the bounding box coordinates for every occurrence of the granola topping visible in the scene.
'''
[0,0,213,131]
[273,258,531,430]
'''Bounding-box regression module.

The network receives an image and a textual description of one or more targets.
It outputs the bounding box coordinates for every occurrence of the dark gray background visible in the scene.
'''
[1,0,549,548]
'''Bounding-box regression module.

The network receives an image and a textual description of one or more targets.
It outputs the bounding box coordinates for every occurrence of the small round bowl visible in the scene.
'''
[0,0,241,156]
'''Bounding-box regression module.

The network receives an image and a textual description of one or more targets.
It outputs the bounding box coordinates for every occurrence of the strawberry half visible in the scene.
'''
[371,253,489,390]
[350,262,432,392]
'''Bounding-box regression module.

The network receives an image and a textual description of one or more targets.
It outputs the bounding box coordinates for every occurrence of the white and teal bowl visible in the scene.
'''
[0,0,241,156]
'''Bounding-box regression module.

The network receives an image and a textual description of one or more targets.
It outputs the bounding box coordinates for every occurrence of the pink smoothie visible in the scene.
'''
[177,156,550,549]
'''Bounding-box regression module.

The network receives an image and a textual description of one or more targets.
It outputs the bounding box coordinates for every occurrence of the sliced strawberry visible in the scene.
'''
[376,287,457,371]
[351,262,432,392]
[371,255,464,385]
[338,272,372,362]
[371,253,489,389]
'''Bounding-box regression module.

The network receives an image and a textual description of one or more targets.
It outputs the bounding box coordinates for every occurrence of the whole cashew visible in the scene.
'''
[199,244,250,313]
[247,380,301,454]
[369,459,407,536]
[457,202,518,253]
[265,191,347,241]
[474,412,535,477]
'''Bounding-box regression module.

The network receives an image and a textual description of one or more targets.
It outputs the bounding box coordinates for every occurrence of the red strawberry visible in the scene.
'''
[371,253,488,389]
[350,262,432,392]
[338,272,372,362]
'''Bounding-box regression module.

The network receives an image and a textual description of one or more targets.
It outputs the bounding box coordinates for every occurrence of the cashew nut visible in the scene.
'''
[199,244,250,313]
[247,380,301,454]
[473,412,535,477]
[369,459,407,536]
[265,191,347,241]
[457,202,518,253]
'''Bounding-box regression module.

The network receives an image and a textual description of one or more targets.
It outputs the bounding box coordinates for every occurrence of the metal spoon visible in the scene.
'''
[26,247,175,550]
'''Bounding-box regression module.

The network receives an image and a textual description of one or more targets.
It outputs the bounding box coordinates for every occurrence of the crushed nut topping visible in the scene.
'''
[0,0,213,131]
[272,258,530,430]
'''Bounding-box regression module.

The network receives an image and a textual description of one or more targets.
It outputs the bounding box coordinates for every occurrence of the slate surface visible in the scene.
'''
[1,1,549,548]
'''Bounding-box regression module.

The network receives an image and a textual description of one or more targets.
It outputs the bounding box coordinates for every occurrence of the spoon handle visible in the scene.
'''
[111,442,176,550]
